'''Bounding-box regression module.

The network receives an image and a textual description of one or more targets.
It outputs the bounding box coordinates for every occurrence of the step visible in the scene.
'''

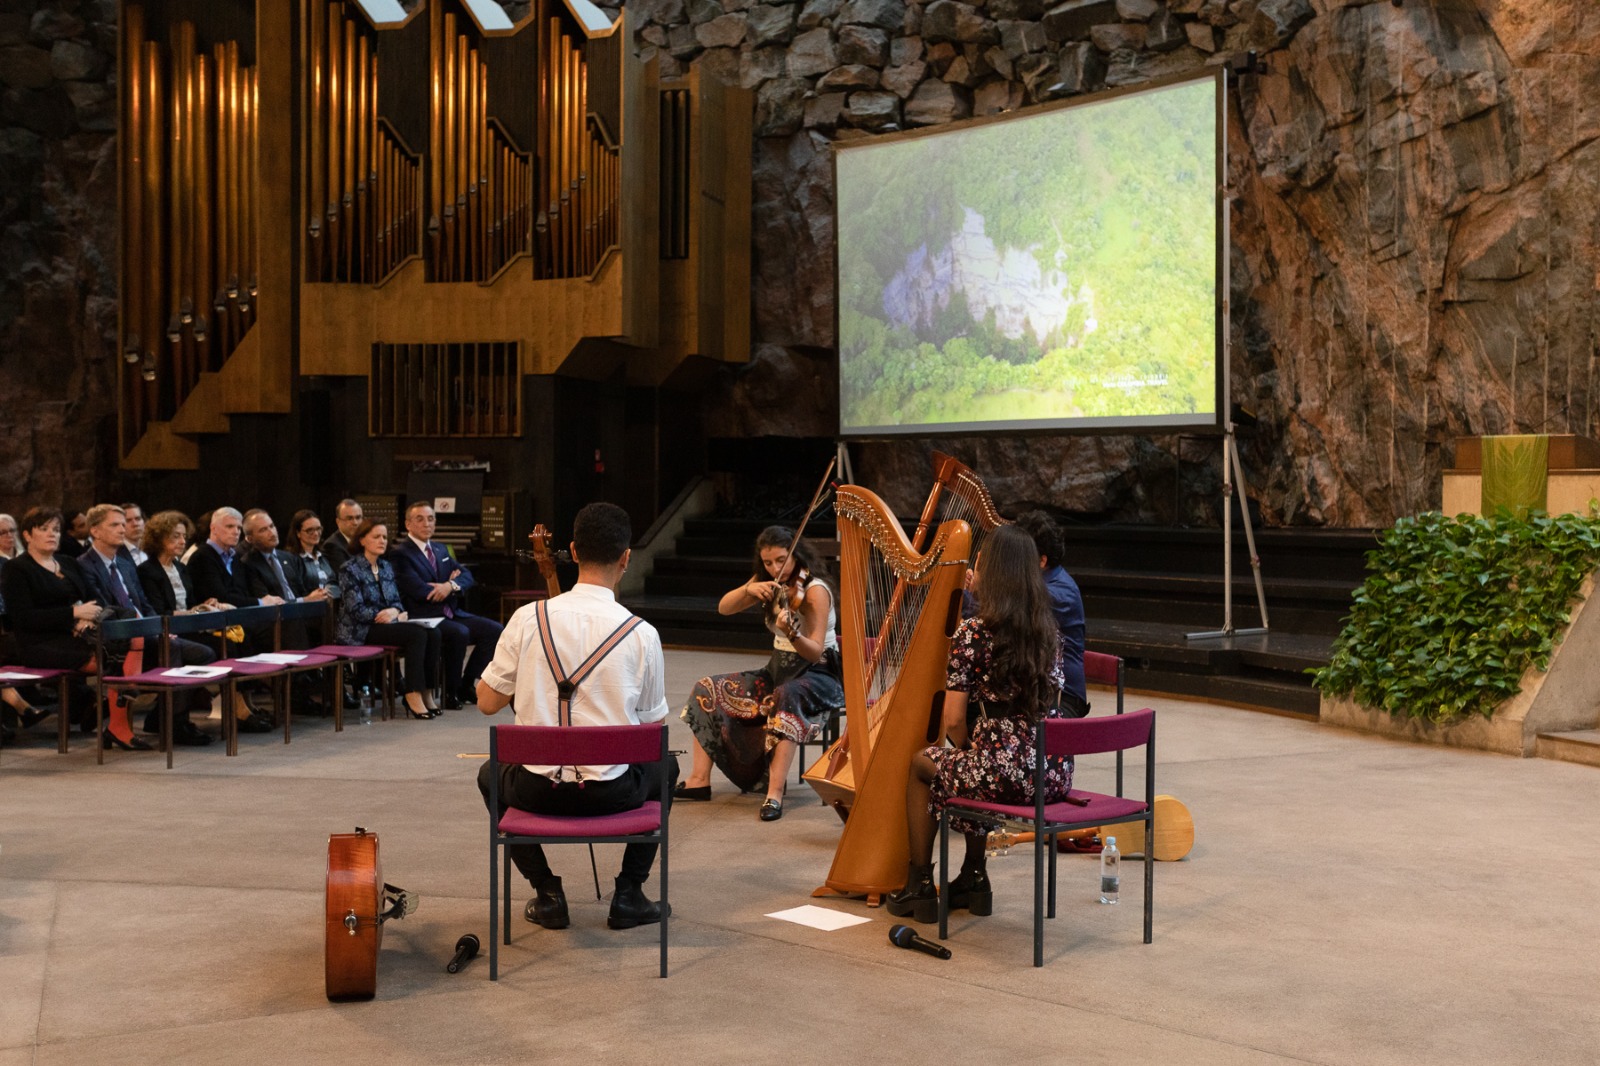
[1535,729,1600,769]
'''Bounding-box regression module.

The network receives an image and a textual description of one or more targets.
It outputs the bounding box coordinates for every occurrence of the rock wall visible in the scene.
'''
[0,0,120,516]
[635,0,1600,527]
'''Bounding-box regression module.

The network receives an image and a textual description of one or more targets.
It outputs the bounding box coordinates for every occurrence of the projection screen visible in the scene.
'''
[835,70,1224,438]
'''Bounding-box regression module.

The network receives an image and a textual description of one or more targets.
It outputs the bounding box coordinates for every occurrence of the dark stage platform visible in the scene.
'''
[624,519,1375,719]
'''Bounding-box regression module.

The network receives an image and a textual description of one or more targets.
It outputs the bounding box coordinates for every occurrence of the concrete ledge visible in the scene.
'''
[1321,576,1600,756]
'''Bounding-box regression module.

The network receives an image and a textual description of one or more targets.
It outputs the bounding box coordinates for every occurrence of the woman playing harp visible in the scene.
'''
[677,527,844,821]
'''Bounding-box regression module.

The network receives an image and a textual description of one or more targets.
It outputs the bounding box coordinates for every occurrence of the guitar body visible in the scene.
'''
[1105,795,1195,861]
[325,830,384,1001]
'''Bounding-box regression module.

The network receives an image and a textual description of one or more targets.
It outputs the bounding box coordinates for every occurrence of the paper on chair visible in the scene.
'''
[0,671,45,682]
[163,666,230,679]
[765,905,872,932]
[239,653,308,664]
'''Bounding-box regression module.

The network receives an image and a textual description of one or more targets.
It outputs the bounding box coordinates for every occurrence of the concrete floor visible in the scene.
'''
[1,647,1596,1065]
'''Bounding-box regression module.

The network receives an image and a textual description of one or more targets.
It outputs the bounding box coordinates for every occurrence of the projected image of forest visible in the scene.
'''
[836,76,1218,435]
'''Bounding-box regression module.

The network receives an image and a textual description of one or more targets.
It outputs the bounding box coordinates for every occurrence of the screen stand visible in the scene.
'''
[836,441,854,485]
[1187,420,1269,640]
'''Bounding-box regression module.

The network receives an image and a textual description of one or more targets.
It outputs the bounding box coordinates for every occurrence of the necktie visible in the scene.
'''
[268,552,295,599]
[107,562,136,614]
[428,543,455,618]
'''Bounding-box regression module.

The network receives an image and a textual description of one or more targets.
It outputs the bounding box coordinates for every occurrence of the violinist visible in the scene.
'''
[677,526,843,821]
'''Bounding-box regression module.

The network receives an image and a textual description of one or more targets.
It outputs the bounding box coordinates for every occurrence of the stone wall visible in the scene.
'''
[0,0,120,516]
[633,0,1600,527]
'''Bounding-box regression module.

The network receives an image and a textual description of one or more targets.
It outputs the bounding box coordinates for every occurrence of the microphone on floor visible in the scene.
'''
[888,924,952,960]
[446,933,480,973]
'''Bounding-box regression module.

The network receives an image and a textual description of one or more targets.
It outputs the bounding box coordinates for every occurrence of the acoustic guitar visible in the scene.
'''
[325,828,417,1001]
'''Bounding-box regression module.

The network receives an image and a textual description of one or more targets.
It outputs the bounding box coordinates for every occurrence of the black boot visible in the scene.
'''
[885,863,938,924]
[523,876,569,929]
[607,876,662,929]
[947,864,993,916]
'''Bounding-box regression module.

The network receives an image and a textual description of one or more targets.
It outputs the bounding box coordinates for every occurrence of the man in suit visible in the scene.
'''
[242,509,327,651]
[390,501,503,708]
[121,503,149,567]
[80,503,216,745]
[321,499,363,572]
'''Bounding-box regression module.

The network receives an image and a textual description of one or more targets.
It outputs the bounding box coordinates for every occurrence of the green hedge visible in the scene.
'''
[1312,511,1600,722]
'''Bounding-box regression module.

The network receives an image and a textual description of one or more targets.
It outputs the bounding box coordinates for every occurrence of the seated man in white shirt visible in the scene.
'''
[476,501,677,932]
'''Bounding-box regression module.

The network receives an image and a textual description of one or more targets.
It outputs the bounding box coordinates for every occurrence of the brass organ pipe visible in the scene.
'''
[473,60,485,279]
[428,3,441,279]
[123,5,145,442]
[354,32,368,281]
[440,12,456,281]
[454,34,469,281]
[567,45,579,275]
[244,67,257,316]
[192,51,211,367]
[340,25,354,280]
[166,25,186,408]
[368,45,379,280]
[227,43,242,310]
[325,7,343,280]
[209,45,227,351]
[307,0,325,280]
[141,41,163,407]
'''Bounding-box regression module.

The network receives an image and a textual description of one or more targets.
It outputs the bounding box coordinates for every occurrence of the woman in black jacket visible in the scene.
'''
[136,511,223,615]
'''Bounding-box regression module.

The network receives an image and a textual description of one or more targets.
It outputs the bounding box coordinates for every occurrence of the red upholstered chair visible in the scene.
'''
[487,723,671,979]
[937,707,1156,967]
[1081,650,1127,794]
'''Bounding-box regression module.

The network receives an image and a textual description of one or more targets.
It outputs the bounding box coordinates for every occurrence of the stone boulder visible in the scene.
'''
[904,78,971,125]
[787,27,839,77]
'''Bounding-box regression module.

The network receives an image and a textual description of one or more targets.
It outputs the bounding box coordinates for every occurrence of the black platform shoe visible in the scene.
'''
[885,863,938,924]
[946,867,993,916]
[524,876,570,930]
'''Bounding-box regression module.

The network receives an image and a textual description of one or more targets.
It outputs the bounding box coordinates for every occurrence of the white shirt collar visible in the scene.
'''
[408,534,433,555]
[567,581,617,603]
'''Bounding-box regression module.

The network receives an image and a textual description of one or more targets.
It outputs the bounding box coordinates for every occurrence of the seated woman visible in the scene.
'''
[0,513,20,560]
[886,524,1074,924]
[678,526,843,822]
[336,519,442,721]
[0,548,50,743]
[288,509,340,599]
[0,507,142,749]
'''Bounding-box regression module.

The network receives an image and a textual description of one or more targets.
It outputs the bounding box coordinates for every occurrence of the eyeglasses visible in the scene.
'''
[302,526,324,535]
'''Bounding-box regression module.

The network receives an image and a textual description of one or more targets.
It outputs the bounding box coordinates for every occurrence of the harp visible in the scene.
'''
[914,451,1009,556]
[804,485,972,901]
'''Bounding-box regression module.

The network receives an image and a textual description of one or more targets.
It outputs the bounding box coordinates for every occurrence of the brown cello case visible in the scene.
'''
[325,828,416,1000]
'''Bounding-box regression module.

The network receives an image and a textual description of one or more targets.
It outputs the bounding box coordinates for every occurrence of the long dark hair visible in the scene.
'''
[752,525,835,601]
[975,524,1060,721]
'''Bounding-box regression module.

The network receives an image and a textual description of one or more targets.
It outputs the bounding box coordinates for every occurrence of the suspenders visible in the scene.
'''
[534,600,645,782]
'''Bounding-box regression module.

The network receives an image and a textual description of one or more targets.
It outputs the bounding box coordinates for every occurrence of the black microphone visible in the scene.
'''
[445,933,480,973]
[888,924,951,960]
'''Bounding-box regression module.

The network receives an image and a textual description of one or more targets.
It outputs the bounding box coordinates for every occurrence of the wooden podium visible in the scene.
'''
[1443,435,1600,516]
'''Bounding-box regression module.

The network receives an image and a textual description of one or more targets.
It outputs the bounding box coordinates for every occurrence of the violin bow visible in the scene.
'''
[779,456,838,580]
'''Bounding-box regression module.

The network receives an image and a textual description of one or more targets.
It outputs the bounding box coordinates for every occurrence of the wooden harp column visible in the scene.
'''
[806,487,972,902]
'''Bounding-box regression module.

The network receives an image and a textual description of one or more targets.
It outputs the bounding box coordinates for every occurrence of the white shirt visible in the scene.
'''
[480,582,668,782]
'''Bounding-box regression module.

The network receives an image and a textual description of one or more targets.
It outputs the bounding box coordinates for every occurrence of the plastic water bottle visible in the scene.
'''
[1099,836,1120,904]
[358,686,374,727]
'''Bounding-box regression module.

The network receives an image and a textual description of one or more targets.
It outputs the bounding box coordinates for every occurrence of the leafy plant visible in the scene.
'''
[1312,510,1600,722]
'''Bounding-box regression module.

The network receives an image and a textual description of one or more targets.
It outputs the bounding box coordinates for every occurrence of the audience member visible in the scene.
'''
[180,510,212,564]
[78,503,216,746]
[321,499,363,571]
[58,510,90,558]
[336,519,442,721]
[390,501,503,708]
[290,510,340,599]
[0,507,107,737]
[121,503,149,566]
[0,513,19,560]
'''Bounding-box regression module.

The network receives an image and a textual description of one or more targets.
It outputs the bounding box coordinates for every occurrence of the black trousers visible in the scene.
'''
[438,611,503,698]
[478,754,679,887]
[365,622,441,693]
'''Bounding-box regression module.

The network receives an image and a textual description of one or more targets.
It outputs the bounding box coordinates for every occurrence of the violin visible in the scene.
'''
[527,523,562,597]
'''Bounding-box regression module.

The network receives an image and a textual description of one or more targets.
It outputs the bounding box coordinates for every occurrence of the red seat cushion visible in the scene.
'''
[105,668,226,687]
[947,791,1147,827]
[308,644,389,661]
[499,800,662,838]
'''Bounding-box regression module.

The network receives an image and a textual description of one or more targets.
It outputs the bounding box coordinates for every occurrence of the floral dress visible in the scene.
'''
[926,617,1073,835]
[680,578,844,793]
